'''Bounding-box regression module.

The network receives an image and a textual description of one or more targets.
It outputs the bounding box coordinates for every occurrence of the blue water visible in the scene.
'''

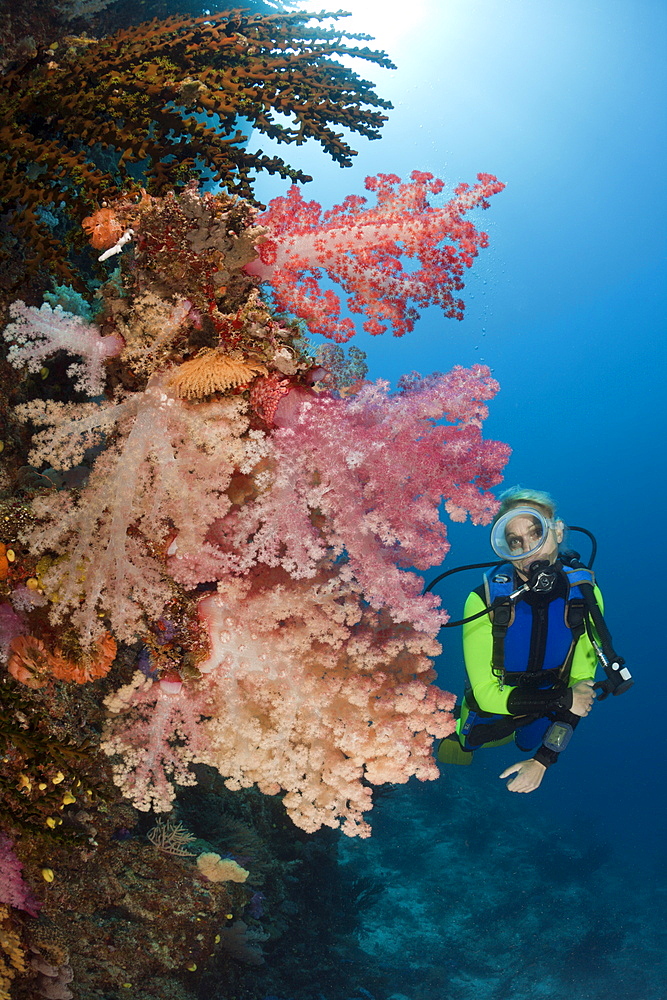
[246,1,666,996]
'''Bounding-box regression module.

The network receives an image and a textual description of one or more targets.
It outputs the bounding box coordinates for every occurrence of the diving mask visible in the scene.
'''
[490,507,556,562]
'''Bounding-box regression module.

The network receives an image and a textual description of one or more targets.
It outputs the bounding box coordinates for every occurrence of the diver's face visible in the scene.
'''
[504,510,562,579]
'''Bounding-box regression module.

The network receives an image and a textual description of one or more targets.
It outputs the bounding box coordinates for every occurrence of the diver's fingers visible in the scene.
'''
[499,763,522,779]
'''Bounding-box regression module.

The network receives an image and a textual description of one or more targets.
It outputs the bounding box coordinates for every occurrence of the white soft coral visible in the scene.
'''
[3,301,123,396]
[17,377,267,644]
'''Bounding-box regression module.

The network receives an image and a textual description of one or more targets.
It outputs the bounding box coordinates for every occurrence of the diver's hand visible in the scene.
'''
[570,679,596,717]
[499,759,546,793]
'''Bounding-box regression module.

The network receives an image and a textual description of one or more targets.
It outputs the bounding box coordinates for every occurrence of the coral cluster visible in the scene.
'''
[0,5,512,994]
[2,176,508,839]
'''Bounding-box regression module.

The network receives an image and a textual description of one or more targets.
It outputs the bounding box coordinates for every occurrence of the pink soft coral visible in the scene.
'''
[170,365,510,634]
[196,573,455,836]
[0,834,41,916]
[101,671,212,812]
[247,171,505,343]
[102,569,455,835]
[17,379,268,645]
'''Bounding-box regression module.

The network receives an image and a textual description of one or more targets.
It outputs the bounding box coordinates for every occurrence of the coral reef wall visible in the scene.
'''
[0,7,508,996]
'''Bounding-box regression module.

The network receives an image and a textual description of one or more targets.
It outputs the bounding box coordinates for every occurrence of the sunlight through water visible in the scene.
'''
[294,0,429,57]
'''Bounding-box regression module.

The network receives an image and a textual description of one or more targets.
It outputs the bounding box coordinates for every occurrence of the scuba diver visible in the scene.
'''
[434,486,632,793]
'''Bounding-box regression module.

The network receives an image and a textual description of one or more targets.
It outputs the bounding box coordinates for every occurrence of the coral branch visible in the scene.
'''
[175,366,510,634]
[17,380,268,644]
[3,301,122,396]
[248,171,505,342]
[196,573,455,837]
[101,672,211,812]
[0,10,393,289]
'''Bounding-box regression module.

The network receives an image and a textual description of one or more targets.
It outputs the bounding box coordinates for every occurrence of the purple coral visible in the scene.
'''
[0,833,41,916]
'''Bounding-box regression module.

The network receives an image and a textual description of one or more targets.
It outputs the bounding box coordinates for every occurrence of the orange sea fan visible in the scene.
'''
[7,632,117,687]
[49,632,117,684]
[81,207,124,250]
[166,350,268,399]
[7,636,52,689]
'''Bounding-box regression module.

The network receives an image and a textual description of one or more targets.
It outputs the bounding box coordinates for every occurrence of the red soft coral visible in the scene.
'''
[247,171,505,342]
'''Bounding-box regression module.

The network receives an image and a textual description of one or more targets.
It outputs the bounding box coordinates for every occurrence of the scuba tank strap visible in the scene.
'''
[564,598,587,636]
[549,566,589,686]
[491,601,514,689]
[565,597,588,645]
[484,567,517,690]
[557,596,587,684]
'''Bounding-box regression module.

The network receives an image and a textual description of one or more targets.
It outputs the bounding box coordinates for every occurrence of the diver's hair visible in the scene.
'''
[494,486,558,523]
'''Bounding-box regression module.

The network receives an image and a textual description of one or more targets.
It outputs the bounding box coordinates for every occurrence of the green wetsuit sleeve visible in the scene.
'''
[568,585,603,684]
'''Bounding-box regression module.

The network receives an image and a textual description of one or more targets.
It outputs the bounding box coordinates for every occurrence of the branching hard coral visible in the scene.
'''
[248,171,505,342]
[16,380,268,645]
[0,9,393,286]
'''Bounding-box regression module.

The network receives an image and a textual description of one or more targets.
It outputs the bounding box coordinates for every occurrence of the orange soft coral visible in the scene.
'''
[49,631,117,684]
[7,636,52,689]
[0,543,9,581]
[81,207,124,250]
